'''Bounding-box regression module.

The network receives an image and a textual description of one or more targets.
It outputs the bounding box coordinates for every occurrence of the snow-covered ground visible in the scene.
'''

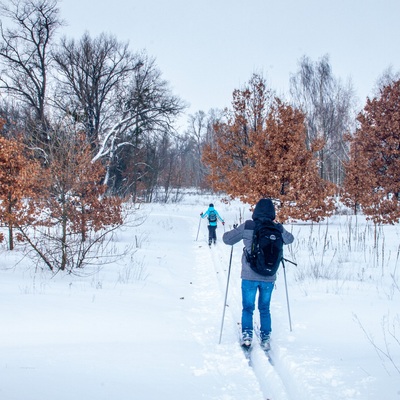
[0,193,399,400]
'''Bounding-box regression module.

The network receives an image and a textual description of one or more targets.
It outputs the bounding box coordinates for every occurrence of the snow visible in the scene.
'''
[0,193,399,400]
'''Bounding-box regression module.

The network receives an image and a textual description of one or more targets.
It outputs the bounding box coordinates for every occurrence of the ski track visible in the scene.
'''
[195,223,298,400]
[190,223,264,399]
[171,207,391,400]
[2,202,398,399]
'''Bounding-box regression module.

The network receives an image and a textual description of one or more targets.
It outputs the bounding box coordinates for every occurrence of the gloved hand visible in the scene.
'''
[222,221,225,225]
[200,212,203,216]
[233,223,238,229]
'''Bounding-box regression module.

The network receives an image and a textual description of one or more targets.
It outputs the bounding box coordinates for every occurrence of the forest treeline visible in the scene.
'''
[0,0,400,271]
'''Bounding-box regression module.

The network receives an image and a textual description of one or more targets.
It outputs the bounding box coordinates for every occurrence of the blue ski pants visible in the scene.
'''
[241,279,274,340]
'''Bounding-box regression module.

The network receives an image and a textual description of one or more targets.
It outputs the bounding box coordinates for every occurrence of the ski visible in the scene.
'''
[254,325,274,365]
[237,323,253,366]
[241,343,253,366]
[261,345,274,365]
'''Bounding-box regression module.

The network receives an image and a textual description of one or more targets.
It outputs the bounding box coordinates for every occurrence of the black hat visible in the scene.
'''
[209,203,214,207]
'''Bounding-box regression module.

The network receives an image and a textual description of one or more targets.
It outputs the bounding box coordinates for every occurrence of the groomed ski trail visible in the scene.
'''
[190,222,264,399]
[137,208,264,399]
[197,224,305,400]
[146,206,312,399]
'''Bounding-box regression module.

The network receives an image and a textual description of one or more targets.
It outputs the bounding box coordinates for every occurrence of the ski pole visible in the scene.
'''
[281,258,293,332]
[219,245,233,344]
[283,257,297,267]
[196,215,202,241]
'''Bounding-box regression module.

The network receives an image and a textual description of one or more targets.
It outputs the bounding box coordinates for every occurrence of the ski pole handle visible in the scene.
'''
[283,257,297,266]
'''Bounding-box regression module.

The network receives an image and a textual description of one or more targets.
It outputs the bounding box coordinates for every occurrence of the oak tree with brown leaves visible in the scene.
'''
[16,128,124,272]
[202,74,335,221]
[343,80,400,224]
[0,122,44,250]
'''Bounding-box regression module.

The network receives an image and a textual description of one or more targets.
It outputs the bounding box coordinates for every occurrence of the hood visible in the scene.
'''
[252,198,276,222]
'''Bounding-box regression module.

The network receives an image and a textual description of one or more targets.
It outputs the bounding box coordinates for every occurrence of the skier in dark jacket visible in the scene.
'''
[222,198,294,349]
[200,203,224,246]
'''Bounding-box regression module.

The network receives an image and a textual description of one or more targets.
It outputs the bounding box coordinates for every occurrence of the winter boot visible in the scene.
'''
[260,335,271,351]
[241,332,252,348]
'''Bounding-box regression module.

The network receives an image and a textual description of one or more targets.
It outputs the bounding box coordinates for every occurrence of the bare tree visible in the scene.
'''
[0,99,27,138]
[97,54,186,196]
[53,31,137,148]
[54,35,185,195]
[372,66,400,98]
[0,2,186,201]
[290,54,355,186]
[0,0,62,139]
[184,109,224,190]
[186,111,208,187]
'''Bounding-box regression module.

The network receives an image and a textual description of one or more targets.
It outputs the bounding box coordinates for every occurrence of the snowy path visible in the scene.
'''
[116,205,292,399]
[1,198,399,399]
[203,227,296,400]
[141,208,266,399]
[191,207,310,400]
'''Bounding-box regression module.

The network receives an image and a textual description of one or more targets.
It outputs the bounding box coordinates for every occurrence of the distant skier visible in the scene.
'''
[200,203,224,246]
[222,198,294,350]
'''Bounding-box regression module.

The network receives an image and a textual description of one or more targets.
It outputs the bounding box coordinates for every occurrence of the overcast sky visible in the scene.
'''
[59,0,400,129]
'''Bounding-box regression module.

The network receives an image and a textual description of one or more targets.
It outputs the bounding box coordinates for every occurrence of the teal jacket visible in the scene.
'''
[201,206,224,227]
